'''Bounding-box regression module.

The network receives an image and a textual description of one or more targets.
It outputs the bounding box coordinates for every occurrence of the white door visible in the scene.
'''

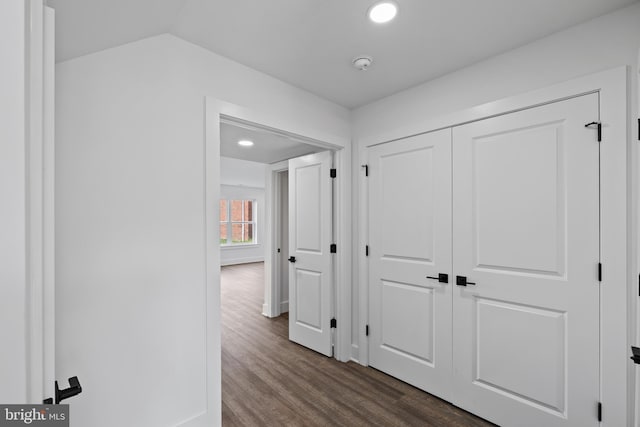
[368,129,453,399]
[288,151,334,356]
[452,94,600,426]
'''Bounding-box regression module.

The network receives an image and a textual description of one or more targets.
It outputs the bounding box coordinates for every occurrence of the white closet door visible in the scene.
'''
[452,94,600,426]
[288,151,333,357]
[368,129,453,399]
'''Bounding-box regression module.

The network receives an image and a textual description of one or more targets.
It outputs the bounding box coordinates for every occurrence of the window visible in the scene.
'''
[220,199,257,245]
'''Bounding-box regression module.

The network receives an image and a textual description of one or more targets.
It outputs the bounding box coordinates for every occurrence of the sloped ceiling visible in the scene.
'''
[49,0,638,108]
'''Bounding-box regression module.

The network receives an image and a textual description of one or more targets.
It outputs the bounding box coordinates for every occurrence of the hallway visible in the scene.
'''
[221,262,493,426]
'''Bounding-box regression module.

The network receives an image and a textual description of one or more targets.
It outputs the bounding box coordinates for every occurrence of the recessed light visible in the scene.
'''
[368,1,398,24]
[238,140,254,147]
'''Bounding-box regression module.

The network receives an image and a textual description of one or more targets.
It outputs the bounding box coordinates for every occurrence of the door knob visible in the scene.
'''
[456,276,476,287]
[288,256,296,263]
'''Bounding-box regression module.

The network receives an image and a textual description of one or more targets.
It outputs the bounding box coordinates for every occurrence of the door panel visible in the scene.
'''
[368,129,452,399]
[288,151,333,356]
[452,94,599,426]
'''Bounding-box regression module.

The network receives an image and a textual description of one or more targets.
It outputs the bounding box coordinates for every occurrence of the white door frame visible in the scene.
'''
[264,160,288,318]
[205,97,352,419]
[358,66,631,426]
[25,0,55,404]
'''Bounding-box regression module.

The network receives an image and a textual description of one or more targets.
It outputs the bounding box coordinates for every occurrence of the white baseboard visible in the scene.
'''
[220,256,264,266]
[280,300,289,313]
[350,344,359,363]
[262,303,270,317]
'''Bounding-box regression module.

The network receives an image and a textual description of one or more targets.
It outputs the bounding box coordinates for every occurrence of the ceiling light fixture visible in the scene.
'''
[237,140,254,147]
[368,1,398,24]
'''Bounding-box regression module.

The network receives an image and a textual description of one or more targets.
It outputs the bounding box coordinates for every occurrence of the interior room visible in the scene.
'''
[2,0,640,426]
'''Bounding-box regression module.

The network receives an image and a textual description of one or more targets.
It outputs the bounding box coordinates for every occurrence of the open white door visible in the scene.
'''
[288,151,333,357]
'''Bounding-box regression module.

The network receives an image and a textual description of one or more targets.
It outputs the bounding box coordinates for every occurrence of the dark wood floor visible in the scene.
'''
[221,262,494,427]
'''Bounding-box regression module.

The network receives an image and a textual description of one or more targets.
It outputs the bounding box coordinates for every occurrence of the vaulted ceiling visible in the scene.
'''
[48,0,637,108]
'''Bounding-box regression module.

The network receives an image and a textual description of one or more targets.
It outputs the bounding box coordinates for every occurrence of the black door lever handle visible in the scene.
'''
[44,376,82,404]
[288,256,296,263]
[426,273,448,283]
[456,276,476,287]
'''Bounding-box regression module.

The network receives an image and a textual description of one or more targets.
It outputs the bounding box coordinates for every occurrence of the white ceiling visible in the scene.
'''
[48,0,638,108]
[220,122,324,164]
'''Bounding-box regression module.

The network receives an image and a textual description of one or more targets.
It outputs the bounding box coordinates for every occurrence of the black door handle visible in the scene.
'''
[456,276,476,287]
[288,256,296,263]
[44,376,82,404]
[427,273,448,283]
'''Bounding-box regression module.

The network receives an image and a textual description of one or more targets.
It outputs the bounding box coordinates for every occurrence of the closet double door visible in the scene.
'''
[368,94,600,427]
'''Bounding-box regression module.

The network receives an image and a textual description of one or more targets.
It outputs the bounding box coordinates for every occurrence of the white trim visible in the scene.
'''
[279,301,289,313]
[180,98,222,427]
[356,145,369,366]
[42,5,55,405]
[334,146,353,362]
[357,66,630,426]
[635,47,640,427]
[350,344,360,363]
[264,161,288,318]
[220,257,264,267]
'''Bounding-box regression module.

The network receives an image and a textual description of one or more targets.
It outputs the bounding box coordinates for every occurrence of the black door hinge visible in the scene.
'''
[330,318,337,328]
[330,168,337,178]
[361,164,369,177]
[598,263,602,282]
[597,402,602,422]
[585,121,602,142]
[330,244,337,253]
[366,325,369,336]
[365,245,369,256]
[637,118,639,141]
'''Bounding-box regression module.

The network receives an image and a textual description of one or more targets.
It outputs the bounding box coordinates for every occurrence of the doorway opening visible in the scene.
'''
[218,115,341,350]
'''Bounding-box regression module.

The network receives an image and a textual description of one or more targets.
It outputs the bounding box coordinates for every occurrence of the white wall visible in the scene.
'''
[55,34,350,427]
[350,2,640,360]
[0,0,27,403]
[220,156,266,188]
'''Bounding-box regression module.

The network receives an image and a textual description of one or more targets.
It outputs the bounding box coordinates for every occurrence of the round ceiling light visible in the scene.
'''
[237,140,254,147]
[368,1,398,24]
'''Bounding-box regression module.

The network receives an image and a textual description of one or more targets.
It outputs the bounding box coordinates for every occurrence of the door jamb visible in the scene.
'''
[264,160,288,318]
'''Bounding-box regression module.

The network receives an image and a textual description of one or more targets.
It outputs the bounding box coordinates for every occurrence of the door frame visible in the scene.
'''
[358,66,631,426]
[204,96,352,420]
[264,160,288,318]
[25,0,55,404]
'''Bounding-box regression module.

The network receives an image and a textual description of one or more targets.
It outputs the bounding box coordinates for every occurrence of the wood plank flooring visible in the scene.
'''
[221,262,494,427]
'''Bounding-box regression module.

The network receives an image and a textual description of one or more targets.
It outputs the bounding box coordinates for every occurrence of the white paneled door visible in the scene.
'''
[452,94,600,427]
[288,151,333,357]
[368,129,453,399]
[367,93,600,427]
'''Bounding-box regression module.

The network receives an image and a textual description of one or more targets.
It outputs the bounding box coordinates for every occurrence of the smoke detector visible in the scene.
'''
[352,55,373,71]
